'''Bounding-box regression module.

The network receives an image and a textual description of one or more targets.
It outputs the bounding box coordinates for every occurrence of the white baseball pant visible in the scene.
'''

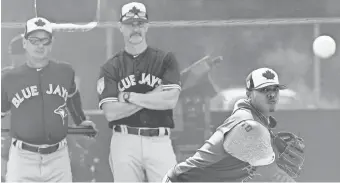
[6,138,72,182]
[109,126,177,182]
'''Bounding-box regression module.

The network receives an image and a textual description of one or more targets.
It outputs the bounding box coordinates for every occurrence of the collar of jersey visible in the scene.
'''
[24,60,50,70]
[124,46,149,58]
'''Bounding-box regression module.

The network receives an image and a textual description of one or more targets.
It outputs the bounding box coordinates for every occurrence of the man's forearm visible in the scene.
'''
[67,91,86,125]
[102,102,143,121]
[128,90,179,110]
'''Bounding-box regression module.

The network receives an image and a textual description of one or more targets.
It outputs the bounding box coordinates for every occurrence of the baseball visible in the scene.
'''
[313,35,336,59]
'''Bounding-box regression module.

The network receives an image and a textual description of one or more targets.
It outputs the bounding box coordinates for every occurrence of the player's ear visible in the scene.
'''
[144,23,149,32]
[51,36,55,45]
[246,90,251,98]
[118,22,123,33]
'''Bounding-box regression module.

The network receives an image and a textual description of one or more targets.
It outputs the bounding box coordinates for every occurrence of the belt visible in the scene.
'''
[12,140,61,155]
[114,125,169,137]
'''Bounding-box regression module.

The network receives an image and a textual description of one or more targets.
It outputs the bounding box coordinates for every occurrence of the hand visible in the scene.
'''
[162,175,172,183]
[118,92,125,102]
[79,120,98,138]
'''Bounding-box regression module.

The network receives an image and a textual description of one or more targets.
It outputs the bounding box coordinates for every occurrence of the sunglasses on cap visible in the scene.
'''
[27,37,52,46]
[121,11,148,22]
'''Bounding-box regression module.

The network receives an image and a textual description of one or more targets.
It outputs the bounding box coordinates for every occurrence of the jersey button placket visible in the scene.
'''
[140,113,148,125]
[38,69,47,143]
[134,58,139,80]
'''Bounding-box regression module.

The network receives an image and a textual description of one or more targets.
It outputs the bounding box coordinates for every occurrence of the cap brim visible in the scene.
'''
[121,18,148,24]
[254,83,286,90]
[26,29,52,37]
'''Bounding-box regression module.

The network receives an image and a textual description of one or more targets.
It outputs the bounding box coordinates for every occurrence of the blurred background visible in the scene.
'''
[2,0,340,182]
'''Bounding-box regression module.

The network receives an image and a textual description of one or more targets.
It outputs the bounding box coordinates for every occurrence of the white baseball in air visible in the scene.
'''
[313,35,336,59]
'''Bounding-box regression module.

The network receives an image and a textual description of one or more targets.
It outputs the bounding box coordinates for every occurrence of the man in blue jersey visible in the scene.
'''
[2,17,97,182]
[163,68,305,182]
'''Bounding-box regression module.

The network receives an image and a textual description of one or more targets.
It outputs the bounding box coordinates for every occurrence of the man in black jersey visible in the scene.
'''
[1,17,97,182]
[97,2,181,182]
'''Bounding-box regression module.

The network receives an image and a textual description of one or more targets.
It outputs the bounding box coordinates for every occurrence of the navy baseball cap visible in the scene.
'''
[24,17,53,38]
[246,68,286,90]
[120,2,148,24]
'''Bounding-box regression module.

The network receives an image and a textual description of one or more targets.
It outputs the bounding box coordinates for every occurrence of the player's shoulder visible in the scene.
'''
[232,109,254,121]
[223,118,274,166]
[1,65,25,83]
[230,99,256,120]
[102,50,125,69]
[233,119,267,133]
[1,66,15,81]
[49,59,74,71]
[147,46,177,65]
[1,66,15,75]
[49,58,71,67]
[216,100,255,134]
[220,108,254,127]
[223,119,270,150]
[147,46,168,56]
[228,108,265,134]
[149,46,175,59]
[1,64,26,75]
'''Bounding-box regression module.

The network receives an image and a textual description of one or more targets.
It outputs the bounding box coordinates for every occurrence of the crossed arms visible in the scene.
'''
[98,52,181,121]
[102,86,180,121]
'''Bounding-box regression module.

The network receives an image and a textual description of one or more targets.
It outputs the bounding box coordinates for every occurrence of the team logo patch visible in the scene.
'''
[54,102,68,125]
[97,77,105,94]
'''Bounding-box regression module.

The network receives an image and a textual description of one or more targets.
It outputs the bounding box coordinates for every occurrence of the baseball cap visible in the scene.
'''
[120,2,148,24]
[246,68,286,90]
[24,17,53,38]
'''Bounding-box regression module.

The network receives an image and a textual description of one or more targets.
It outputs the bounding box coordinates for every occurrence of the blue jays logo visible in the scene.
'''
[54,103,68,125]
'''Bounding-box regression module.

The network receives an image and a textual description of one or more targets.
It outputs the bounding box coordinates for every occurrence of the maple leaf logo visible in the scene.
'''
[35,19,46,27]
[130,6,141,14]
[262,70,275,80]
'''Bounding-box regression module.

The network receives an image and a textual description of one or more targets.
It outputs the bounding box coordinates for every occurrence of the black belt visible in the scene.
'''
[114,125,169,137]
[13,140,59,155]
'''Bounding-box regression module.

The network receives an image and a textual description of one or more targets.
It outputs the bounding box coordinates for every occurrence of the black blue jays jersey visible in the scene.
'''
[1,60,79,145]
[97,47,181,128]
